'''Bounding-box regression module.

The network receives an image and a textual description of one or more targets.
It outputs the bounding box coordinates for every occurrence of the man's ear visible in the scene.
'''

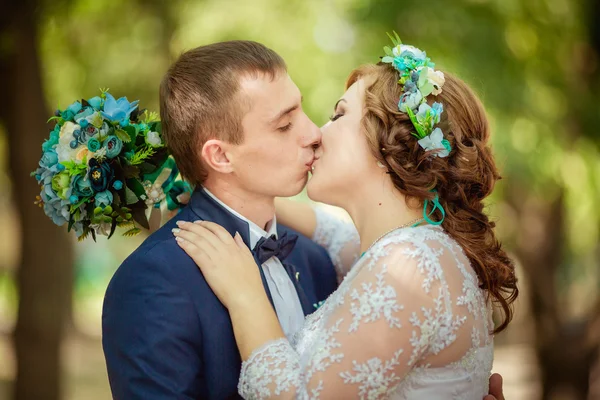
[201,139,234,174]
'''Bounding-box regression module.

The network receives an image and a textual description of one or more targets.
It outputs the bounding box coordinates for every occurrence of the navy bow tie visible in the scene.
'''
[252,232,298,264]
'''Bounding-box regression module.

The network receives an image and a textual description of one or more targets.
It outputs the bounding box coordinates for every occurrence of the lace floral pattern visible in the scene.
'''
[239,212,493,400]
[312,208,360,282]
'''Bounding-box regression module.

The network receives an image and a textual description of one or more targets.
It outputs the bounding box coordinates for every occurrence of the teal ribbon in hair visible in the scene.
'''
[423,190,445,225]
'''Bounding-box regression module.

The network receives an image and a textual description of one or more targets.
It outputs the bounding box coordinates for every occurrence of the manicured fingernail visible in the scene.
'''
[176,221,185,227]
[172,228,180,234]
[175,236,185,243]
[193,220,203,224]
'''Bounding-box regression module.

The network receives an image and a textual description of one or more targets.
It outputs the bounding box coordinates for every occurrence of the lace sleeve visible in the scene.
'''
[312,207,360,281]
[238,231,485,399]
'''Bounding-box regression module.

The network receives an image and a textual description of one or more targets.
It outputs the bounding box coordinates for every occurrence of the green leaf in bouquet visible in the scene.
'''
[67,214,75,232]
[126,178,146,201]
[116,216,124,223]
[117,220,134,228]
[122,164,140,179]
[90,228,97,242]
[123,125,138,142]
[77,227,91,242]
[139,161,158,175]
[107,218,118,239]
[115,129,132,143]
[122,227,141,237]
[90,112,104,129]
[130,202,150,230]
[102,215,112,224]
[47,116,62,124]
[70,197,90,214]
[93,207,103,215]
[125,186,140,205]
[103,205,113,215]
[128,146,156,165]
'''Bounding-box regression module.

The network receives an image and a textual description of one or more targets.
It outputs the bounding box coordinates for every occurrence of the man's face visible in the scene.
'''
[226,72,320,198]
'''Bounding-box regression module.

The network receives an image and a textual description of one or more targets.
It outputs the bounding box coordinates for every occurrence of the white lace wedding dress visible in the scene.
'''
[238,209,494,399]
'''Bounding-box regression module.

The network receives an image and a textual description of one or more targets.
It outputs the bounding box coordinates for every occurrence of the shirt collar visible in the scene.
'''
[202,187,278,248]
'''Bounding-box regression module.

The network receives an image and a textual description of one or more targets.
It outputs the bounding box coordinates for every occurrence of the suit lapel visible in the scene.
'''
[188,188,276,310]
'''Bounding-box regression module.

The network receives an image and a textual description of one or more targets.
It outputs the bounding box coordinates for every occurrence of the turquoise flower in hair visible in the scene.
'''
[399,90,423,112]
[416,102,444,131]
[417,128,451,158]
[101,93,139,122]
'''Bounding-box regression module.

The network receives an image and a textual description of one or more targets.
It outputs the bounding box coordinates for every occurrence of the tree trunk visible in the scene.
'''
[0,1,73,399]
[510,188,597,399]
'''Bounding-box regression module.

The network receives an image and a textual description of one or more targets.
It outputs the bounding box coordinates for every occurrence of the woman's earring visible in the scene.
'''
[377,161,386,168]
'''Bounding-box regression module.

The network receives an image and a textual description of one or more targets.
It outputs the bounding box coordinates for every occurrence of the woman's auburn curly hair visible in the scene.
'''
[347,64,518,333]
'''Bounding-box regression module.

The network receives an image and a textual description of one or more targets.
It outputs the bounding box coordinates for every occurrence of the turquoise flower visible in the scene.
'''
[95,190,113,208]
[40,149,59,169]
[87,96,103,110]
[74,107,95,125]
[87,137,102,152]
[101,93,139,122]
[42,126,60,152]
[43,198,70,226]
[112,180,123,190]
[398,90,423,112]
[417,128,450,158]
[416,102,444,131]
[72,174,94,197]
[67,101,83,116]
[103,135,123,158]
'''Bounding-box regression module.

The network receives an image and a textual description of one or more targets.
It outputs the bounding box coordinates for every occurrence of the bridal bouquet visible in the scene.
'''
[33,89,191,241]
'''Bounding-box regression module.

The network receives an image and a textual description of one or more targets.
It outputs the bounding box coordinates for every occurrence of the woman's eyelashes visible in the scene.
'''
[329,112,344,122]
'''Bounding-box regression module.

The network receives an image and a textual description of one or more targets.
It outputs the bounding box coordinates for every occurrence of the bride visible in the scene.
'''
[172,38,518,399]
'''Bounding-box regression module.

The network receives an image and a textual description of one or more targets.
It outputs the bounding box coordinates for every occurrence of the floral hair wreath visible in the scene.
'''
[381,32,451,158]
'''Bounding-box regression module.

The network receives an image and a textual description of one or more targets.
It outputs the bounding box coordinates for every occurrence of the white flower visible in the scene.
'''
[146,131,163,147]
[417,128,450,157]
[56,121,84,163]
[392,44,427,60]
[418,67,445,95]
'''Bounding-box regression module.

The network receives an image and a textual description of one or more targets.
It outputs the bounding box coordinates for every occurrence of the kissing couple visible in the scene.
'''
[102,36,517,399]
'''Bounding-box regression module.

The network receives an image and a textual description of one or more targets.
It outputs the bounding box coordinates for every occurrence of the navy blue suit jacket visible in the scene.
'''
[102,189,338,399]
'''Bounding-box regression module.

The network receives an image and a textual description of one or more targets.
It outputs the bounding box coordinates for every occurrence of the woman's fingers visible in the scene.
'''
[176,221,224,250]
[175,235,213,268]
[195,221,236,245]
[173,224,219,255]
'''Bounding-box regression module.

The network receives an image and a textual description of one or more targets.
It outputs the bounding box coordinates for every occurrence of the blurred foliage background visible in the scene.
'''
[1,0,599,399]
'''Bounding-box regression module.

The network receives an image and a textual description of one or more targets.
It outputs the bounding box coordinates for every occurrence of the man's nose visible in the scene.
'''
[302,117,322,148]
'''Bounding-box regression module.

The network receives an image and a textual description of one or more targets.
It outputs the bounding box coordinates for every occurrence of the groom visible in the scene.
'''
[102,41,505,399]
[102,41,338,399]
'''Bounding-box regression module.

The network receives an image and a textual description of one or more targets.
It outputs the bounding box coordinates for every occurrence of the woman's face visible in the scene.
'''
[307,78,380,206]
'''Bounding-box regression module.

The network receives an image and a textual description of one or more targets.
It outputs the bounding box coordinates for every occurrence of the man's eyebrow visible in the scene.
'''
[269,96,303,124]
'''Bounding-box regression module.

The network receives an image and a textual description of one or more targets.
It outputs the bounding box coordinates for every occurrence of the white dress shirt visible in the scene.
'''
[203,188,305,339]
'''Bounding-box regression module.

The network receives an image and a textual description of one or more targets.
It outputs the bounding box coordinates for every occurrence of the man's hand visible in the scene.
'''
[483,373,504,400]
